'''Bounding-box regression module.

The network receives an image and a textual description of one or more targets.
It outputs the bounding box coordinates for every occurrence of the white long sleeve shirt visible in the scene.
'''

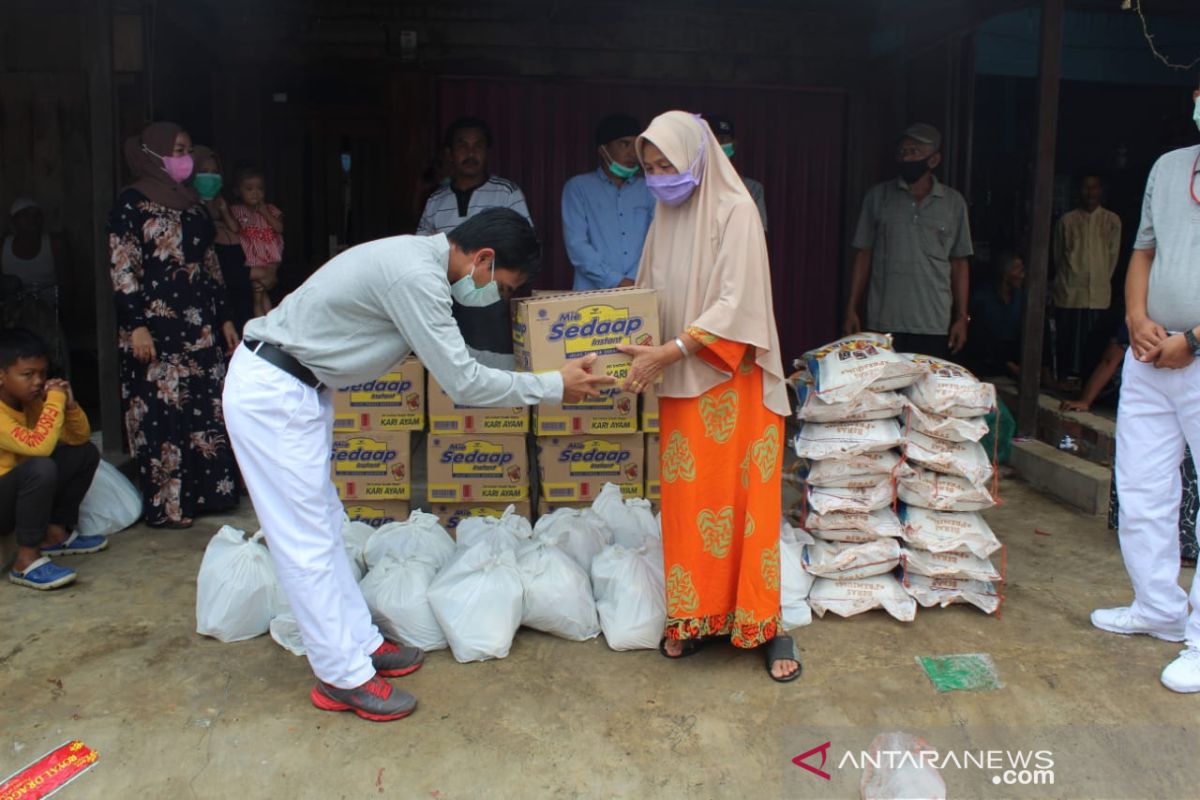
[242,234,563,405]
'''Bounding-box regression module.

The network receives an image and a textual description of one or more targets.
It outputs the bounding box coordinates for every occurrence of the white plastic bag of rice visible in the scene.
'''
[898,468,995,511]
[802,450,911,489]
[806,481,895,515]
[803,538,901,580]
[905,355,996,418]
[808,575,916,621]
[794,419,905,460]
[903,573,1001,614]
[364,511,455,572]
[804,507,904,541]
[899,507,1001,558]
[903,546,1001,582]
[904,427,994,486]
[804,333,925,404]
[906,403,989,443]
[780,522,815,629]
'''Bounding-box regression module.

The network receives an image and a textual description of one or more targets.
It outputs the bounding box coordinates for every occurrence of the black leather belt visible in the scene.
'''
[244,339,325,390]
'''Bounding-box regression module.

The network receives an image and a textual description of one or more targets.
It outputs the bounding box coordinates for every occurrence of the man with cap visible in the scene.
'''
[845,123,974,359]
[707,115,768,231]
[562,114,655,290]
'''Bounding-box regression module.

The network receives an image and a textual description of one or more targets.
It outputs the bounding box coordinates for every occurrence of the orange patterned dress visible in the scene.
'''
[660,327,785,648]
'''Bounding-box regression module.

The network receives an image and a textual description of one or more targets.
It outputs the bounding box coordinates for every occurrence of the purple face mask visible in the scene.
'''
[645,120,707,207]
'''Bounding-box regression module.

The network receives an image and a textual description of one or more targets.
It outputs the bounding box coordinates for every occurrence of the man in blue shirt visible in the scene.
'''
[562,114,655,290]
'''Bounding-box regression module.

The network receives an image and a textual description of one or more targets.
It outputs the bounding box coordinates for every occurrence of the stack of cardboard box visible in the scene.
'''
[512,288,661,516]
[331,358,425,527]
[426,370,533,528]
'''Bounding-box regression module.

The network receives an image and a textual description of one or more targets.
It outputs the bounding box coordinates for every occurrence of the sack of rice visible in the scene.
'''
[806,481,895,515]
[803,539,901,580]
[906,403,989,443]
[804,333,924,404]
[794,419,905,460]
[903,546,1001,583]
[904,426,994,486]
[794,366,907,422]
[801,450,912,489]
[902,573,1001,614]
[898,468,995,512]
[808,575,916,621]
[905,355,996,418]
[805,507,904,542]
[899,507,1001,559]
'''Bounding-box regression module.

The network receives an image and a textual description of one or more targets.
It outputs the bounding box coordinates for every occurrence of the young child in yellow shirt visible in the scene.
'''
[1,329,104,590]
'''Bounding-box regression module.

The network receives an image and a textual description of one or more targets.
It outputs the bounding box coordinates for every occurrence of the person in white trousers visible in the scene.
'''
[1092,83,1200,693]
[223,209,613,721]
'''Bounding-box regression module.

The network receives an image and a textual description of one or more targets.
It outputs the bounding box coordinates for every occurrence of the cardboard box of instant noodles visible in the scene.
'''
[342,501,411,529]
[513,288,660,435]
[430,502,533,536]
[332,358,425,432]
[426,434,529,503]
[536,434,644,503]
[331,431,411,501]
[644,433,661,501]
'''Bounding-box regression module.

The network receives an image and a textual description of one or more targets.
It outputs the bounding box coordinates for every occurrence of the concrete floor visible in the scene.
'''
[3,480,1199,799]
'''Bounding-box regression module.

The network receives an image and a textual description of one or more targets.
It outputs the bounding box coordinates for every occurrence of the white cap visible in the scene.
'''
[10,197,38,216]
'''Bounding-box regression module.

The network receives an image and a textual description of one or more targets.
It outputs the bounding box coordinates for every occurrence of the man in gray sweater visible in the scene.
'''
[223,209,612,721]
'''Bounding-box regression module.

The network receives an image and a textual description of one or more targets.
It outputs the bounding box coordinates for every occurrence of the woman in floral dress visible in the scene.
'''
[107,121,240,528]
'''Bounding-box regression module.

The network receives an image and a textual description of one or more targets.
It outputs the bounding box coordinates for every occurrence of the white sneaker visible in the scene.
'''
[1090,606,1186,642]
[1161,647,1200,693]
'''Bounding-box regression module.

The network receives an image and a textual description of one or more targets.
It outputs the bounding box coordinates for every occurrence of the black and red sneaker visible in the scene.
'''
[371,640,425,678]
[309,674,416,722]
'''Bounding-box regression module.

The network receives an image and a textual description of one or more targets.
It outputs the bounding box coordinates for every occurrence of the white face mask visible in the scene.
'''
[451,258,502,307]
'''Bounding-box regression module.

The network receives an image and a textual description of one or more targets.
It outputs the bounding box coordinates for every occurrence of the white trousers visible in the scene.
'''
[1115,348,1200,644]
[223,346,382,688]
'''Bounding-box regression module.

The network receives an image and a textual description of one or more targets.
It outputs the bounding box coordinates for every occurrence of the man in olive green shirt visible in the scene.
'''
[844,123,974,360]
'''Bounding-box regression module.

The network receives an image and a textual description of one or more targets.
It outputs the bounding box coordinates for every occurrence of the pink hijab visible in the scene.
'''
[635,110,789,417]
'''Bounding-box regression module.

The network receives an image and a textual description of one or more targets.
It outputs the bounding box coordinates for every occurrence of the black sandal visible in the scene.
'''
[765,635,802,683]
[659,636,706,659]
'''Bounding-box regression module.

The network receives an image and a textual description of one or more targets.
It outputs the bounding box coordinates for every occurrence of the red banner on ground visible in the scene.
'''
[0,740,99,800]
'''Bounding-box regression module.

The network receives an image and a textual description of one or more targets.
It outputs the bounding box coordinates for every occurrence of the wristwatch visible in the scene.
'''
[1185,328,1200,356]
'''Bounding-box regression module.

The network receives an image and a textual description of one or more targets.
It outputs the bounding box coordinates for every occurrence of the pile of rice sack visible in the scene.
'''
[898,356,1003,614]
[786,335,1003,622]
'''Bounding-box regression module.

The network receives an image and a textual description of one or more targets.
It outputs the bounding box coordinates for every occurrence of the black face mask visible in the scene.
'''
[897,158,932,185]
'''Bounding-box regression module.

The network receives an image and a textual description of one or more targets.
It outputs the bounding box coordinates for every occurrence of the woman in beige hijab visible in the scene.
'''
[619,110,798,682]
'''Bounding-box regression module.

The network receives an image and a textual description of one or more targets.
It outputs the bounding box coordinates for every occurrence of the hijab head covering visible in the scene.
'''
[635,110,789,416]
[122,121,199,211]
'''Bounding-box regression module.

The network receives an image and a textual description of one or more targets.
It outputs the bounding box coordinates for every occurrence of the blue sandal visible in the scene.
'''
[41,531,108,556]
[10,557,77,590]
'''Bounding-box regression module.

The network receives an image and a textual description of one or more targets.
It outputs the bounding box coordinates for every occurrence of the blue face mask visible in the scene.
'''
[451,259,502,307]
[1194,97,1200,133]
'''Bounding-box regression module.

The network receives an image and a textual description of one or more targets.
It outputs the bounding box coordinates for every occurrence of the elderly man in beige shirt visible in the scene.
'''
[1052,173,1121,379]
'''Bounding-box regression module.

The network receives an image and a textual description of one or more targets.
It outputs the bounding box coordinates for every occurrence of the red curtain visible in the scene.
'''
[436,76,846,364]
